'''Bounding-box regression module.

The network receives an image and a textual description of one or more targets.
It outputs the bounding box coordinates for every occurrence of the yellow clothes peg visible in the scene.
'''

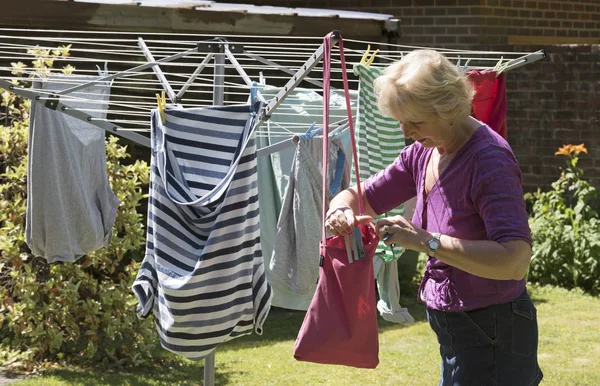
[359,44,380,67]
[360,44,372,65]
[156,91,166,123]
[365,48,380,66]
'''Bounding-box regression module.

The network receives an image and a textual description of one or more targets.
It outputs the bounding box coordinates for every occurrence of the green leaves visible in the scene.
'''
[0,46,157,371]
[527,147,600,294]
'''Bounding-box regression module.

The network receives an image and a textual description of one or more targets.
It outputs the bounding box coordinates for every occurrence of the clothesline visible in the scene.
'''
[0,43,529,62]
[6,84,354,115]
[6,84,356,110]
[3,78,353,134]
[0,68,340,84]
[0,47,525,65]
[0,74,327,92]
[0,27,545,145]
[0,28,536,54]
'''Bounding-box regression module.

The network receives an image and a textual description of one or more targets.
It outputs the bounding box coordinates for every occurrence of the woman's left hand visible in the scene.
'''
[375,215,428,253]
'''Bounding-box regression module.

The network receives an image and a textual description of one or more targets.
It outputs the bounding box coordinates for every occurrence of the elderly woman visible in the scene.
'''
[325,50,543,385]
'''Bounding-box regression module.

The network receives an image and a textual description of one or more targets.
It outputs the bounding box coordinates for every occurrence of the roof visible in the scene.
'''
[3,0,394,39]
[72,0,395,21]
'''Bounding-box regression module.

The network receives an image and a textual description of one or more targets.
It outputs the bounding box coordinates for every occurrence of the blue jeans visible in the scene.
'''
[426,290,543,386]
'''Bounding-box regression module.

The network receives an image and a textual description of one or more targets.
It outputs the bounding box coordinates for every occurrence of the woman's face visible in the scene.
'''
[392,113,448,148]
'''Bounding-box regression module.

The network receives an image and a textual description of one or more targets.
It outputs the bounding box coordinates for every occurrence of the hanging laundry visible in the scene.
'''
[254,85,356,311]
[373,257,415,324]
[352,63,406,262]
[468,70,508,139]
[25,75,120,263]
[269,134,350,295]
[132,104,272,360]
[259,85,356,200]
[352,63,414,324]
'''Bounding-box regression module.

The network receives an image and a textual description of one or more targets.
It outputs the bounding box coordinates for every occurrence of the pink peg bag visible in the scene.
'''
[293,31,380,369]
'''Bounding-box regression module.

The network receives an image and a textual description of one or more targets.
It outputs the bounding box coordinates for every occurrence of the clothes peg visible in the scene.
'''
[352,227,366,260]
[456,55,461,69]
[493,56,504,72]
[299,122,321,142]
[496,60,510,77]
[95,61,109,77]
[365,48,380,67]
[156,91,166,124]
[462,58,472,72]
[345,235,354,264]
[360,44,372,65]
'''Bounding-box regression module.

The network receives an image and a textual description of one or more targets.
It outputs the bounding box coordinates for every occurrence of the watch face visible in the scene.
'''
[429,240,440,250]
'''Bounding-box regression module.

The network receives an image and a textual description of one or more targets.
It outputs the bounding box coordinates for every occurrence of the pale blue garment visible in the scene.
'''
[26,75,120,263]
[269,135,350,296]
[260,85,356,198]
[255,85,356,310]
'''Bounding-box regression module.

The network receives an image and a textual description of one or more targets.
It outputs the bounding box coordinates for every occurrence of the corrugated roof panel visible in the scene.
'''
[74,0,140,4]
[194,3,297,15]
[294,8,393,20]
[138,0,211,7]
[71,0,393,20]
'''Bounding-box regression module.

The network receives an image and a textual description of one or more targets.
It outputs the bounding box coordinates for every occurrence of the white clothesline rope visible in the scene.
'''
[0,28,535,55]
[0,28,543,144]
[0,43,527,61]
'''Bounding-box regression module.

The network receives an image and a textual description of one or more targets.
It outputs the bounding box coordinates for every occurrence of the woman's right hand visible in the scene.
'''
[325,207,373,236]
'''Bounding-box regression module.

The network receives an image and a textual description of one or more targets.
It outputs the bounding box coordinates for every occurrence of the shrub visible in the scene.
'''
[526,144,600,294]
[0,46,157,370]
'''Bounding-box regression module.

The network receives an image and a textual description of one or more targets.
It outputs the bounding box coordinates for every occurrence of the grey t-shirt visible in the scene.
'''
[26,76,120,263]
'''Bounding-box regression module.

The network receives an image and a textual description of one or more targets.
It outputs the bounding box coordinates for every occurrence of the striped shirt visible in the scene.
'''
[132,104,272,360]
[352,64,406,262]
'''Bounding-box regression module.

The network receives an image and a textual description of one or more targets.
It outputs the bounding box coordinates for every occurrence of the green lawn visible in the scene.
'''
[8,284,600,385]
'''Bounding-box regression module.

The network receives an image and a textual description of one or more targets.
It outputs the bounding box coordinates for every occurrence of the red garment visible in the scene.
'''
[468,70,508,139]
[293,32,380,369]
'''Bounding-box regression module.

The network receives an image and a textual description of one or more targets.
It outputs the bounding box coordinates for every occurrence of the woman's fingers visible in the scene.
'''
[335,210,352,235]
[374,218,395,236]
[325,209,373,236]
[355,215,373,226]
[376,221,404,245]
[325,208,352,236]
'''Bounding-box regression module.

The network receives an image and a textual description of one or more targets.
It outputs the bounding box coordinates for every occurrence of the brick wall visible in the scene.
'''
[484,0,600,44]
[233,0,600,48]
[361,0,600,47]
[505,44,600,192]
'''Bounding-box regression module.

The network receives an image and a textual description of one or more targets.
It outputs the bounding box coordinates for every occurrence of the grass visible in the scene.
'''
[7,284,600,385]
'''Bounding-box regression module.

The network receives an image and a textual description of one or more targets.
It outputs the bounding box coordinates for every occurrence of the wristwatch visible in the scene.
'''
[427,233,441,257]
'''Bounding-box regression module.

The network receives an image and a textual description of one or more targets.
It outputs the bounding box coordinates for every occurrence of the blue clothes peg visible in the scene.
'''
[462,58,472,72]
[96,61,108,77]
[299,122,322,142]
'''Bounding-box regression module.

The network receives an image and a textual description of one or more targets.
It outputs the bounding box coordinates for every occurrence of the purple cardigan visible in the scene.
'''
[365,125,531,312]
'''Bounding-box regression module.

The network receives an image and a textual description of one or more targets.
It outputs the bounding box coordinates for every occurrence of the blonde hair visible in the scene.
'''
[374,50,475,126]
